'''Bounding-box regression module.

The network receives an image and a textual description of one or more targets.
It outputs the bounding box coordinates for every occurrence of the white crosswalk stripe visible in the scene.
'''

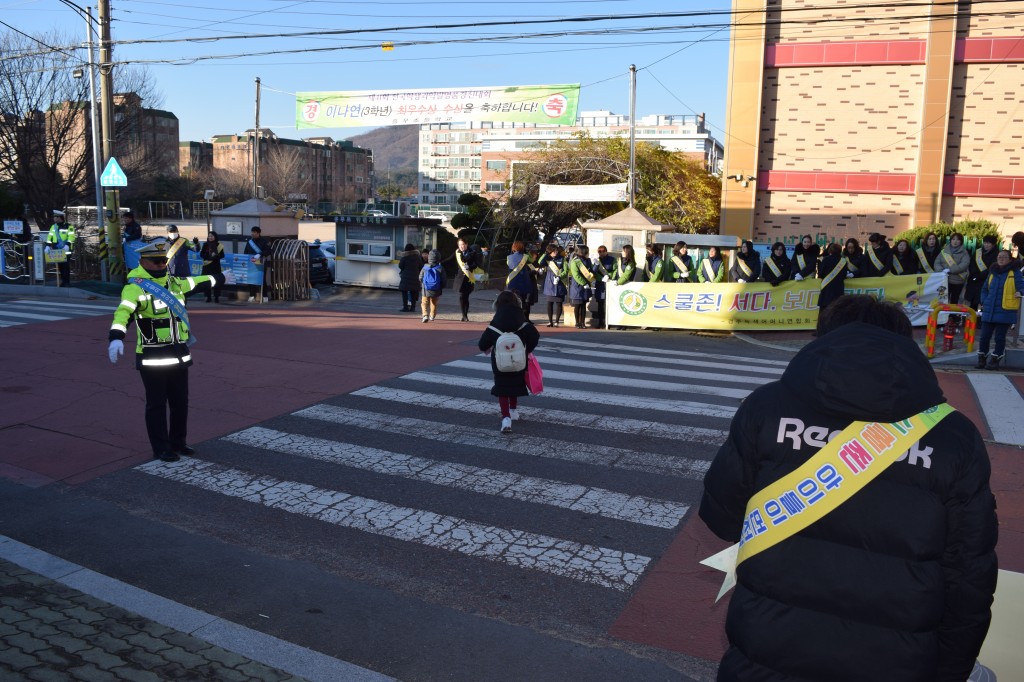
[293,403,711,479]
[130,336,776,594]
[136,458,651,591]
[0,299,111,327]
[967,373,1024,445]
[397,371,739,419]
[224,426,689,528]
[351,385,729,444]
[540,337,790,367]
[445,358,752,399]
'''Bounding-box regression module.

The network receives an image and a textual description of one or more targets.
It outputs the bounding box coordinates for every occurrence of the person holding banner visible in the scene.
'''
[699,294,997,682]
[965,236,997,312]
[761,242,791,286]
[198,231,225,304]
[729,240,761,283]
[843,238,865,278]
[671,241,694,282]
[816,243,847,312]
[165,225,192,278]
[645,244,665,283]
[698,246,726,283]
[613,244,639,285]
[506,241,534,320]
[916,231,942,273]
[789,235,820,281]
[107,242,214,462]
[863,233,893,278]
[941,232,970,305]
[591,245,615,327]
[244,226,272,303]
[541,243,567,327]
[45,212,75,287]
[891,238,919,276]
[568,245,595,328]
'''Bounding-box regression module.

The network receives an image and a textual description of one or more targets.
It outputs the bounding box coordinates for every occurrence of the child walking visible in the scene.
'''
[419,249,446,322]
[478,290,540,433]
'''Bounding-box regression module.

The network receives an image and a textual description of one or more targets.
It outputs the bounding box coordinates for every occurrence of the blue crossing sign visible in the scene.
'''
[100,157,128,187]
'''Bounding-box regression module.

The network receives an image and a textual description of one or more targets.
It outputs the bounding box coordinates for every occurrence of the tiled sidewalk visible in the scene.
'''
[0,558,305,682]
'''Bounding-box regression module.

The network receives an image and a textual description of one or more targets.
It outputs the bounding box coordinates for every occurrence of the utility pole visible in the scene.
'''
[98,0,124,278]
[253,77,261,198]
[628,64,636,209]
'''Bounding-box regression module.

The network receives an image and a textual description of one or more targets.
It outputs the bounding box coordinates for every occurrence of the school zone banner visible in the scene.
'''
[606,273,949,330]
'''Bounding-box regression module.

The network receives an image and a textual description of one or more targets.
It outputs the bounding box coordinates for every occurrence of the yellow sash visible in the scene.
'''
[797,254,807,272]
[671,255,690,278]
[166,237,188,263]
[974,248,988,274]
[892,255,904,275]
[819,256,848,289]
[916,247,935,273]
[456,250,473,279]
[702,259,723,283]
[764,257,783,279]
[867,245,885,273]
[578,260,595,283]
[702,403,954,600]
[547,260,564,282]
[506,254,527,285]
[941,250,957,270]
[737,258,753,279]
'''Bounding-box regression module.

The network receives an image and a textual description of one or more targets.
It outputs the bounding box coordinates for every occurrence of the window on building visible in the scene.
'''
[485,160,507,171]
[485,182,504,192]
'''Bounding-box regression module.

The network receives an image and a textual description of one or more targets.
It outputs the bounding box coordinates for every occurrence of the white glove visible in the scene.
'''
[680,269,689,277]
[846,271,854,278]
[602,276,609,283]
[108,339,123,364]
[1016,292,1023,298]
[737,278,746,284]
[943,268,950,274]
[794,273,803,281]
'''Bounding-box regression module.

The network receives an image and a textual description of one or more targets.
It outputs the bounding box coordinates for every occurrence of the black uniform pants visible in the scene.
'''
[140,365,189,456]
[56,261,70,287]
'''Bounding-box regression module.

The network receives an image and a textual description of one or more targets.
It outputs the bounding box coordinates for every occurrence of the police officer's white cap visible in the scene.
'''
[135,241,169,257]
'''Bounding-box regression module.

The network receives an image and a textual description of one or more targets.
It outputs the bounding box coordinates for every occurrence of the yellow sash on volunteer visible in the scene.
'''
[796,254,807,272]
[916,247,935,273]
[941,250,957,270]
[578,259,595,283]
[819,257,848,289]
[456,250,474,279]
[736,258,753,279]
[765,257,783,279]
[506,254,528,285]
[867,245,885,274]
[892,255,904,275]
[974,248,988,275]
[671,255,691,280]
[702,403,954,600]
[166,237,188,264]
[547,259,564,282]
[702,259,723,283]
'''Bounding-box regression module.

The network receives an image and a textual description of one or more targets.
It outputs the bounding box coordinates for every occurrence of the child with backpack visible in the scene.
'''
[478,290,540,433]
[419,249,446,322]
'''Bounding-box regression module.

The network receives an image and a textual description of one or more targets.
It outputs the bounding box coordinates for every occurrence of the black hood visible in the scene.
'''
[781,322,944,421]
[489,303,527,330]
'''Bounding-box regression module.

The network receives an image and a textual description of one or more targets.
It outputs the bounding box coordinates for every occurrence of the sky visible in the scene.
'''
[2,0,733,146]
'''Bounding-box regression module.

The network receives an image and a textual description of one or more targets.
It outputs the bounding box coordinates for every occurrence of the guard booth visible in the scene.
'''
[579,207,675,279]
[653,233,741,281]
[329,215,441,288]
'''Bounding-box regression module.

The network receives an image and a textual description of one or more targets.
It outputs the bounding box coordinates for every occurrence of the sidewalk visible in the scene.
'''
[0,537,393,682]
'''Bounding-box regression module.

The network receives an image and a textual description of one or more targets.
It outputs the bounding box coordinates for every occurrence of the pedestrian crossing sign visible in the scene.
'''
[100,157,128,187]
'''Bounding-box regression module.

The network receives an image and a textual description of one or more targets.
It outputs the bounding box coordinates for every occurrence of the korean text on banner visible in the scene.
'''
[538,183,628,203]
[296,84,580,129]
[606,273,948,331]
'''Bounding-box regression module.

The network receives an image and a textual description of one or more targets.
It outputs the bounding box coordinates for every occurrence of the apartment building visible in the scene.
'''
[419,111,723,205]
[721,0,1024,242]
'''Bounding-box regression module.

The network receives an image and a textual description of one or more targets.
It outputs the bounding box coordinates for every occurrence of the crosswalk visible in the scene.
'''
[128,336,758,596]
[118,336,1021,610]
[0,298,111,327]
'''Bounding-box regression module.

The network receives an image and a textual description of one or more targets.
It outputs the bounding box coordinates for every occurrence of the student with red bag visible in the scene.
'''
[478,290,540,434]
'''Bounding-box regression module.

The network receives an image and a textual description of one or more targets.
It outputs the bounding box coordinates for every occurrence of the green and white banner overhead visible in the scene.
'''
[538,183,628,202]
[296,84,580,129]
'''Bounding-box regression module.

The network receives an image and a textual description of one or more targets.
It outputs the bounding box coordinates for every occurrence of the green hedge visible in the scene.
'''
[893,219,1002,252]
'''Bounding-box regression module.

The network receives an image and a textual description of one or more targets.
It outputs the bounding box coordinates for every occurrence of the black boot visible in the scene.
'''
[975,354,988,369]
[986,355,1002,370]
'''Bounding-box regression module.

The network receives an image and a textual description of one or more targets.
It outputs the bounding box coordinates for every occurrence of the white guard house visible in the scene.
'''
[331,215,441,288]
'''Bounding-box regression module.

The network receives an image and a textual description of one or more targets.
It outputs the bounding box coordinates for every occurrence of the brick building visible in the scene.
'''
[191,130,373,205]
[420,111,722,206]
[720,0,1024,243]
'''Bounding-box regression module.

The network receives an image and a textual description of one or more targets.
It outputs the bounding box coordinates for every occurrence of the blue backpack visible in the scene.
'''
[423,265,442,290]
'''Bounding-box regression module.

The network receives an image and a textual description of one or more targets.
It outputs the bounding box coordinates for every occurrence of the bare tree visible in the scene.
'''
[0,31,91,228]
[260,142,310,203]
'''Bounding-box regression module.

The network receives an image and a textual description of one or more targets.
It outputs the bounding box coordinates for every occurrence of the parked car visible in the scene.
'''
[419,212,448,221]
[308,240,332,284]
[366,209,390,217]
[318,240,337,280]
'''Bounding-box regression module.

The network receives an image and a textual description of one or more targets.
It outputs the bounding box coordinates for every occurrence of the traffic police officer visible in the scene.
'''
[107,241,212,462]
[46,212,76,287]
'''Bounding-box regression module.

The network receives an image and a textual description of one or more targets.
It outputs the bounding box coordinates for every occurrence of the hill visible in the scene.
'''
[346,125,419,175]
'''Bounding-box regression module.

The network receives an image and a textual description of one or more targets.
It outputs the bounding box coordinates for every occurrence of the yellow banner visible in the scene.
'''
[606,273,948,330]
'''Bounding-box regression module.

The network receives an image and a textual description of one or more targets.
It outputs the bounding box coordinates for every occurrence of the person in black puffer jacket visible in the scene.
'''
[397,243,422,312]
[478,290,540,434]
[700,294,997,682]
[789,235,820,280]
